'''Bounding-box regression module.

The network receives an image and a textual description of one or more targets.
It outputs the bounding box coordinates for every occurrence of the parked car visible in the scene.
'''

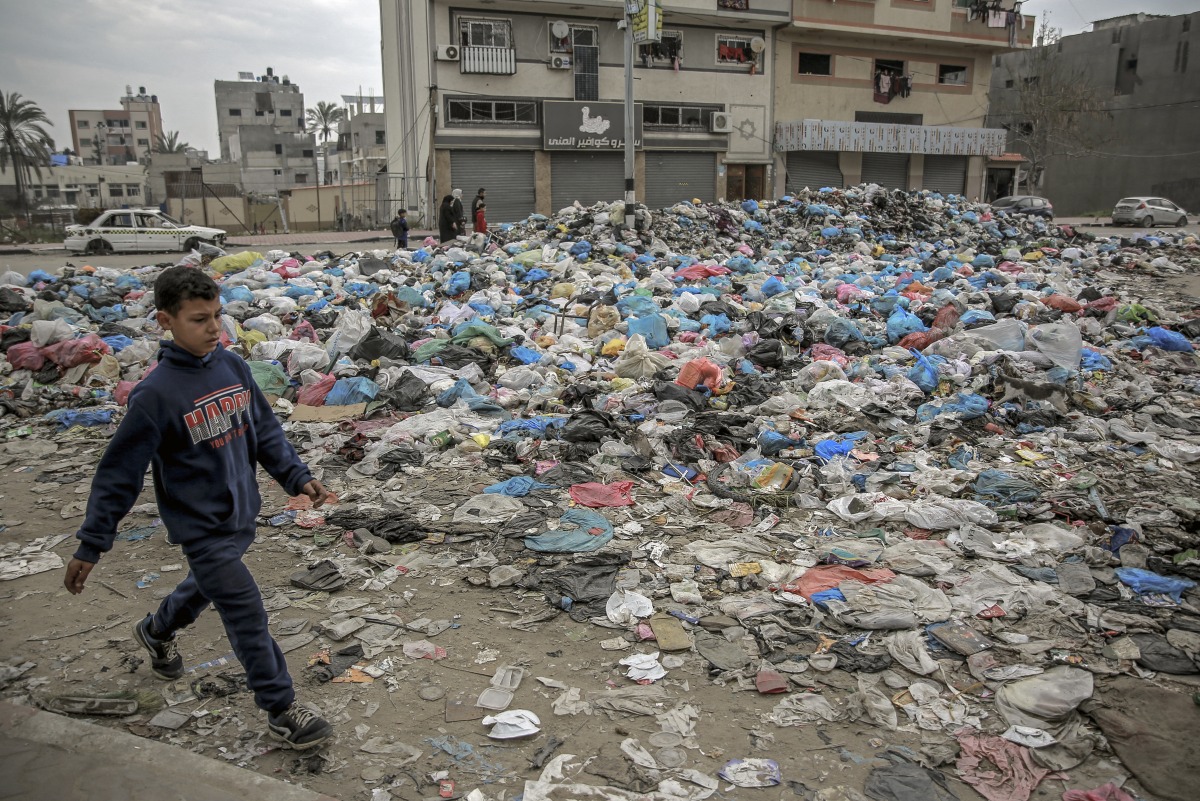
[989,195,1055,220]
[64,209,227,255]
[1111,197,1189,228]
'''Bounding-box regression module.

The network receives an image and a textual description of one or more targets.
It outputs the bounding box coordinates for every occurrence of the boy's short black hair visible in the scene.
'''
[155,266,219,315]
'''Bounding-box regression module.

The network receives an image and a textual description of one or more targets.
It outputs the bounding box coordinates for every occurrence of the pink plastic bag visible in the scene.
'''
[569,481,635,508]
[114,380,138,406]
[675,358,724,392]
[6,341,46,370]
[43,334,110,368]
[297,373,335,406]
[289,320,319,343]
[809,343,849,367]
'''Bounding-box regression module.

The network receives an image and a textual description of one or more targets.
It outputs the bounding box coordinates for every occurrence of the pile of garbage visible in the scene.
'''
[3,186,1200,801]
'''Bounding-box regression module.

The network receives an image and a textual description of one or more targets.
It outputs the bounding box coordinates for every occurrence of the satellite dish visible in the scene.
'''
[551,20,570,39]
[750,36,766,54]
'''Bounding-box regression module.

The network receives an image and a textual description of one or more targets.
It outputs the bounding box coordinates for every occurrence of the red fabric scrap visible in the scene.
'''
[781,564,896,601]
[955,731,1061,801]
[569,481,635,508]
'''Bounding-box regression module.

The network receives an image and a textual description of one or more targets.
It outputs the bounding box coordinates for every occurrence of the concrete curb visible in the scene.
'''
[0,700,339,801]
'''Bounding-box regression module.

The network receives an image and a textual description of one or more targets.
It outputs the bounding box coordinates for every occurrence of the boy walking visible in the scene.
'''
[473,202,487,235]
[390,208,409,248]
[63,266,334,750]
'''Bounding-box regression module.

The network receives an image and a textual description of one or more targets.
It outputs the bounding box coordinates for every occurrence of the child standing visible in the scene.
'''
[63,266,334,750]
[473,202,487,235]
[390,208,409,248]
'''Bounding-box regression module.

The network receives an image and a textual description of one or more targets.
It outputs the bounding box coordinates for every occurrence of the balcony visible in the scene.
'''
[776,119,1007,156]
[461,46,516,75]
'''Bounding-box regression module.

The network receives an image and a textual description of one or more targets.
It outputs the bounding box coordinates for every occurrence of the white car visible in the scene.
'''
[1111,197,1189,228]
[64,209,227,255]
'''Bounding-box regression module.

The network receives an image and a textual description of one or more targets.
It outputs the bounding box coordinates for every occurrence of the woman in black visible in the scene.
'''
[438,194,457,243]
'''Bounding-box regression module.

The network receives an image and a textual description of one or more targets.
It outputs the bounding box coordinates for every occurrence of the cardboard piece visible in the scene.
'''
[289,403,367,422]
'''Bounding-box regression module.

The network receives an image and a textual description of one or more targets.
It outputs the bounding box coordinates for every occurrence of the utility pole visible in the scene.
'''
[622,4,636,230]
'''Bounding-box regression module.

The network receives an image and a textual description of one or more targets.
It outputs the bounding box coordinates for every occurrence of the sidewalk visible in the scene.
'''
[0,700,338,801]
[224,229,436,248]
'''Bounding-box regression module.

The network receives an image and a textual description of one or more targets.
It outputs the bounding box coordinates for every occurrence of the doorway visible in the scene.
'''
[726,164,766,201]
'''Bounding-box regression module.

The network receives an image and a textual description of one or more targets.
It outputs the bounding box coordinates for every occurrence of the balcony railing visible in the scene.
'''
[776,119,1007,157]
[461,46,516,75]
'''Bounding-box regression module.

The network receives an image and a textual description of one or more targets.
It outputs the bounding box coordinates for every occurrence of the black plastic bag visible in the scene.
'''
[559,409,617,442]
[350,327,410,361]
[746,339,784,368]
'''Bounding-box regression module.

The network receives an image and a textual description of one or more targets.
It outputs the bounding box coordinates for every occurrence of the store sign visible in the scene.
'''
[775,119,1007,156]
[628,1,663,44]
[543,101,644,150]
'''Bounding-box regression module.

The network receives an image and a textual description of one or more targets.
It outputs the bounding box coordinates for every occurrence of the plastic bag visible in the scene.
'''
[588,304,619,337]
[325,376,380,406]
[525,509,614,553]
[43,334,111,368]
[248,360,289,396]
[296,373,336,406]
[626,314,669,349]
[1028,322,1083,370]
[887,306,927,344]
[6,341,45,370]
[675,358,724,392]
[906,350,940,394]
[287,343,330,376]
[568,481,635,508]
[615,334,671,379]
[1145,326,1194,353]
[1115,567,1197,603]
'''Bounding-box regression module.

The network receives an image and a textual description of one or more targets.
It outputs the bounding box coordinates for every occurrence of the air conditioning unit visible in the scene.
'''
[710,112,733,133]
[549,55,572,70]
[436,44,460,61]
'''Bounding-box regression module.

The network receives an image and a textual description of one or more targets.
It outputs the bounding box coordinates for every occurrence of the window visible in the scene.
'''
[938,64,968,85]
[1005,79,1014,89]
[280,109,292,117]
[77,120,89,129]
[127,185,140,196]
[551,24,598,53]
[228,108,242,116]
[108,185,124,198]
[1112,28,1122,44]
[302,149,314,158]
[275,144,284,154]
[446,98,538,125]
[135,121,147,129]
[643,104,717,131]
[639,30,682,64]
[797,53,832,76]
[1184,16,1192,32]
[294,173,308,184]
[255,110,265,116]
[137,138,149,147]
[273,169,283,176]
[47,187,60,198]
[1176,41,1190,73]
[875,58,905,75]
[459,17,512,48]
[717,34,759,66]
[375,130,386,145]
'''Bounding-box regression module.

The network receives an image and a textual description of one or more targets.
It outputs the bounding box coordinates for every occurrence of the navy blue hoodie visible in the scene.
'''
[73,342,312,563]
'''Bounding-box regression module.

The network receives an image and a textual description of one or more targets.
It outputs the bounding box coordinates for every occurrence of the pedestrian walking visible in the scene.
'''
[473,202,487,235]
[471,188,487,220]
[390,208,409,248]
[62,266,334,750]
[438,194,457,243]
[450,188,466,237]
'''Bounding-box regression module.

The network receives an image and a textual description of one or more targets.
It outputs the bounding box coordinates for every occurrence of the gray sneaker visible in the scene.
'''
[267,702,334,750]
[132,614,183,680]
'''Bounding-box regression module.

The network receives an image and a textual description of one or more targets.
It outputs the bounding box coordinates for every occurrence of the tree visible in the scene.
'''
[988,15,1111,194]
[305,101,346,185]
[0,91,55,210]
[155,130,190,153]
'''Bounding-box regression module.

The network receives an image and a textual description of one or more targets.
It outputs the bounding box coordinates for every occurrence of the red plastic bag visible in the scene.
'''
[43,334,110,368]
[289,320,319,343]
[675,358,724,392]
[6,341,46,370]
[1042,294,1083,313]
[809,343,849,367]
[780,565,896,600]
[297,373,336,406]
[933,304,961,330]
[898,329,946,351]
[1085,296,1119,313]
[569,481,635,508]
[114,380,138,406]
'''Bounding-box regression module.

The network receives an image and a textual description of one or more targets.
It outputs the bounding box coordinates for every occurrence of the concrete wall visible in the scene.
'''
[987,12,1200,215]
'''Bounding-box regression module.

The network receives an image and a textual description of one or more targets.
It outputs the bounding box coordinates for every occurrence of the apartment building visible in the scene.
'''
[380,0,791,224]
[68,86,164,166]
[775,0,1034,199]
[213,69,318,194]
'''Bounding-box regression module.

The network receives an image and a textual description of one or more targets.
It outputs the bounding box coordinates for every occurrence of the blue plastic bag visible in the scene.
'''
[444,271,471,297]
[101,335,134,352]
[814,438,856,463]
[700,313,732,335]
[758,429,796,456]
[916,392,989,422]
[525,508,613,553]
[1115,567,1197,604]
[485,476,555,497]
[887,306,928,344]
[627,314,669,349]
[906,350,940,394]
[1146,327,1194,353]
[325,376,380,406]
[760,276,786,297]
[510,346,544,365]
[1080,349,1113,371]
[616,296,660,318]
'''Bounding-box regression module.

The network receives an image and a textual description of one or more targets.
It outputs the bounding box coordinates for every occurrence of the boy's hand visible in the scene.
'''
[301,479,330,508]
[64,558,95,595]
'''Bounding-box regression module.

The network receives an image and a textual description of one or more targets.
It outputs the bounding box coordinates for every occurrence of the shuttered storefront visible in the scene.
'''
[786,151,843,192]
[644,152,716,210]
[450,150,536,224]
[550,152,625,211]
[861,153,910,189]
[923,155,968,196]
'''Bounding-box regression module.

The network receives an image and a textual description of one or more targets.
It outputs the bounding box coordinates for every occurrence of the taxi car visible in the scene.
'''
[64,209,227,254]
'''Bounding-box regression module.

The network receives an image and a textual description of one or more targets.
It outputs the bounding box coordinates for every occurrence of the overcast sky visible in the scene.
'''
[2,0,1197,156]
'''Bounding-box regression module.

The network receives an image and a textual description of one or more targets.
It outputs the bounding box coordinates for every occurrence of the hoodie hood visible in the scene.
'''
[158,339,221,369]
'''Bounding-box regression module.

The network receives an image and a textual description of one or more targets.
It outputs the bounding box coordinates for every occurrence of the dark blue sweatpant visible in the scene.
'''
[151,527,294,714]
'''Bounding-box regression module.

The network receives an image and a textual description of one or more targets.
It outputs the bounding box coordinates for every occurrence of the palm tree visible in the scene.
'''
[0,91,55,210]
[154,130,190,153]
[305,101,345,185]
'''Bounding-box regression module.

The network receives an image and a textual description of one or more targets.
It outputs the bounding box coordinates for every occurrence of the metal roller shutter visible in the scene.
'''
[923,155,968,196]
[861,153,910,189]
[644,152,716,210]
[450,150,536,224]
[551,152,625,211]
[786,151,843,192]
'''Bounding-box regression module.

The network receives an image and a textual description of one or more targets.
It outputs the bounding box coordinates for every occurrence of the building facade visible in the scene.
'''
[213,69,317,194]
[69,86,165,166]
[380,0,791,225]
[775,0,1033,200]
[326,95,387,185]
[987,12,1200,215]
[0,163,148,210]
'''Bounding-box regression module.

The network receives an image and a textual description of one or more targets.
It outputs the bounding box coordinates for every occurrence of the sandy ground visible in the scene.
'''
[2,246,1199,800]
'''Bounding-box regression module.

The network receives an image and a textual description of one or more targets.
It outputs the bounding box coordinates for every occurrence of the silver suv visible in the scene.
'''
[1111,197,1189,228]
